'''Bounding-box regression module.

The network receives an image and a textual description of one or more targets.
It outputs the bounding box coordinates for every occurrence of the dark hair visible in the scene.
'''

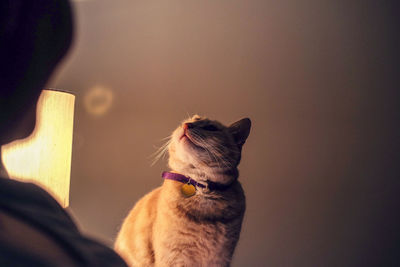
[0,0,74,142]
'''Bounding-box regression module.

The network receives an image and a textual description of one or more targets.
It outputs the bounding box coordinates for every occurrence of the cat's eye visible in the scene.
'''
[202,125,219,131]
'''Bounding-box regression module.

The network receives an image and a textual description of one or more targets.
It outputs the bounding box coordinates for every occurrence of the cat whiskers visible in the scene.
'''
[150,136,172,166]
[209,145,234,169]
[189,132,225,171]
[185,112,192,121]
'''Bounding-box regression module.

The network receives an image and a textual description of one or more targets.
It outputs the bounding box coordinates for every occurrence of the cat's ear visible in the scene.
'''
[228,118,251,147]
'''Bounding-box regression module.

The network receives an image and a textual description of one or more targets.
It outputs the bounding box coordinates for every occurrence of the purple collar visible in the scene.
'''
[162,171,232,191]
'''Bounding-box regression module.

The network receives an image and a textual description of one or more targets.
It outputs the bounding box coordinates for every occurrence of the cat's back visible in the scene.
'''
[115,187,162,266]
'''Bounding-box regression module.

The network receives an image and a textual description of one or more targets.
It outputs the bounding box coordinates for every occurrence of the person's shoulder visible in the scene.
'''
[0,176,128,266]
[0,176,61,211]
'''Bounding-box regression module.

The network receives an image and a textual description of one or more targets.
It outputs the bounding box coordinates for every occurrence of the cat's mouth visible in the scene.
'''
[180,129,203,149]
[180,132,195,145]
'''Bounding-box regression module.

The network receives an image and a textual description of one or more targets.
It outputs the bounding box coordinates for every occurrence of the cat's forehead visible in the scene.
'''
[181,114,204,123]
[184,115,224,127]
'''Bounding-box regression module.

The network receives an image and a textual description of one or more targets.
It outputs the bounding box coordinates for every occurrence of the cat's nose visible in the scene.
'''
[183,123,194,130]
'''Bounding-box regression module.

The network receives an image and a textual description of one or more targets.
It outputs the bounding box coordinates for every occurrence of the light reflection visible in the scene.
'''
[84,86,114,116]
[1,89,75,208]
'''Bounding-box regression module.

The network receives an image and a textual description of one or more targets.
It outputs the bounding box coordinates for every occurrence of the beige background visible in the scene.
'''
[50,0,399,266]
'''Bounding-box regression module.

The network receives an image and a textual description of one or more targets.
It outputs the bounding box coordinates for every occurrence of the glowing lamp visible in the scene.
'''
[1,89,75,208]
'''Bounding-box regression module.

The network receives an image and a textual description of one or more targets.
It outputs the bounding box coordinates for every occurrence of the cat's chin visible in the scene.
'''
[178,133,205,154]
[181,136,200,150]
[180,135,191,144]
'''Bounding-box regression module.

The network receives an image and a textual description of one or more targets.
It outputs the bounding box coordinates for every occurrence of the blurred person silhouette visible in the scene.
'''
[0,0,127,266]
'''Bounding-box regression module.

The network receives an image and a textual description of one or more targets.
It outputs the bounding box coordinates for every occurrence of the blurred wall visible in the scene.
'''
[50,0,399,266]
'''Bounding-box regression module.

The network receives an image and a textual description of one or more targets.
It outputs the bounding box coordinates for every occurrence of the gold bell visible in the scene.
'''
[181,183,196,197]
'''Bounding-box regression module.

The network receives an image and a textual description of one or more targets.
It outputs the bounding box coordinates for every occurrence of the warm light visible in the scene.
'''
[84,85,113,116]
[1,89,75,208]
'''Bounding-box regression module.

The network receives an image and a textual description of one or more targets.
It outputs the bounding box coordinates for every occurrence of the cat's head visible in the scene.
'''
[168,115,251,185]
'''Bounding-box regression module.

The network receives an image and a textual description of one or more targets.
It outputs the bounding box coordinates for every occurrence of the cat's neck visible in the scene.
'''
[168,169,207,186]
[169,166,238,188]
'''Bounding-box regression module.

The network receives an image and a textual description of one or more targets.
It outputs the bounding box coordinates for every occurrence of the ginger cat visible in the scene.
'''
[115,115,251,267]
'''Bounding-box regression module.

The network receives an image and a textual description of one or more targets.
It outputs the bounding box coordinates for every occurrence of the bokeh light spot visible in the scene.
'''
[84,86,114,116]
